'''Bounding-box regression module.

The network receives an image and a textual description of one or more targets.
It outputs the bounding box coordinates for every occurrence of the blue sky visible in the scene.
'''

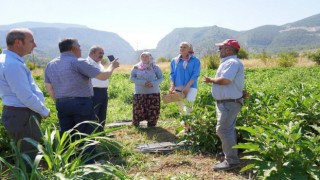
[1,0,319,50]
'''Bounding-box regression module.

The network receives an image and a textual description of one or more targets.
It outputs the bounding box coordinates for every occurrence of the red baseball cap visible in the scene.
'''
[215,39,240,50]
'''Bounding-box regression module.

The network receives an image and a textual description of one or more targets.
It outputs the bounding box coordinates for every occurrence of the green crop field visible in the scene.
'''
[0,66,319,179]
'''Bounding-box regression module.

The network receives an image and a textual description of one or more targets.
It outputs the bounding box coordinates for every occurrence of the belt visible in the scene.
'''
[3,105,30,110]
[56,97,92,102]
[216,98,242,104]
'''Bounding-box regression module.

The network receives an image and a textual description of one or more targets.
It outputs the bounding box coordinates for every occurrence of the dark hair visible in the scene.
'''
[6,28,32,46]
[58,38,78,53]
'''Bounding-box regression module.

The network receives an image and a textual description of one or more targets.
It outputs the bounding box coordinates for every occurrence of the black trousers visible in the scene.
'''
[92,87,108,131]
[2,108,42,170]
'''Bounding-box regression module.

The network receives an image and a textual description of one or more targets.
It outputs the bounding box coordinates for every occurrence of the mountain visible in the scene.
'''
[0,22,136,64]
[1,14,320,64]
[155,13,320,59]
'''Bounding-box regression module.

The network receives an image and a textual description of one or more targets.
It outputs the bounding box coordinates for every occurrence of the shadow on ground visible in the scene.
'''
[137,126,179,142]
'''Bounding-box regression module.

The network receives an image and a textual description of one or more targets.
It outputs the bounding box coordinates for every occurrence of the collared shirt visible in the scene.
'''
[44,52,101,98]
[170,55,201,89]
[211,55,244,100]
[87,57,109,88]
[0,49,50,116]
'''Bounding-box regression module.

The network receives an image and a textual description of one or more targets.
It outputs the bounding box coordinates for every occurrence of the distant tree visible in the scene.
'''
[306,49,320,65]
[0,47,2,53]
[237,48,249,59]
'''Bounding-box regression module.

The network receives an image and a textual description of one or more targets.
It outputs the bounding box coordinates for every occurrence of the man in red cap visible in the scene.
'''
[203,39,244,170]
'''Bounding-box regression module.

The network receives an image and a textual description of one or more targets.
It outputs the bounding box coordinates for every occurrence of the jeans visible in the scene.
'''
[56,97,97,163]
[216,101,242,164]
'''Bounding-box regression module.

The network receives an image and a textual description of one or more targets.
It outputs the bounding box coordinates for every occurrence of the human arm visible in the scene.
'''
[129,66,148,86]
[5,62,50,117]
[169,60,176,93]
[45,83,56,102]
[95,59,120,80]
[148,65,164,87]
[203,76,231,85]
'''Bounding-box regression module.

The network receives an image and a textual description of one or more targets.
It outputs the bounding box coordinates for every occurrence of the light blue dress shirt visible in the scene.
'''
[0,49,49,116]
[211,55,244,100]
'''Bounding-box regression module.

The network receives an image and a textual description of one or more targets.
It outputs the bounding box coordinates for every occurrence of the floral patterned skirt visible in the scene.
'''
[133,93,160,127]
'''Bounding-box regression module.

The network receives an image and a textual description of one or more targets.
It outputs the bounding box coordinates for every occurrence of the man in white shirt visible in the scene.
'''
[87,45,110,131]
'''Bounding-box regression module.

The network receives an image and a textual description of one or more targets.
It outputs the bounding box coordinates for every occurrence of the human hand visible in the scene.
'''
[242,90,250,99]
[202,76,212,83]
[42,111,50,119]
[110,59,120,69]
[144,81,153,88]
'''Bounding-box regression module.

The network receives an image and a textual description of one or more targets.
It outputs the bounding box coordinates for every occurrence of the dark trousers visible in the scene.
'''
[2,108,42,170]
[93,88,108,131]
[56,97,97,163]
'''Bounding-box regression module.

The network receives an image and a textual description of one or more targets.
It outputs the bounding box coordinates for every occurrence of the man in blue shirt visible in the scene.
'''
[203,39,244,171]
[44,38,119,164]
[0,28,50,169]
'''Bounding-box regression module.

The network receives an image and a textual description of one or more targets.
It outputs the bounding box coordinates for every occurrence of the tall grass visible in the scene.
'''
[0,121,129,179]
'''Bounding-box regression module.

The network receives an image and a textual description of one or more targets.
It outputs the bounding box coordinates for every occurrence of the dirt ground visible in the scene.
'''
[111,123,252,180]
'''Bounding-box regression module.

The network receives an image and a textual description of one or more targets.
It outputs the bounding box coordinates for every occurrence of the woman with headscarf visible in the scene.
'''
[169,42,201,132]
[130,52,164,127]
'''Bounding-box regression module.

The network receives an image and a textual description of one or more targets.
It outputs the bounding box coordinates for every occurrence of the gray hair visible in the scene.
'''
[6,28,33,46]
[89,45,104,54]
[180,41,194,54]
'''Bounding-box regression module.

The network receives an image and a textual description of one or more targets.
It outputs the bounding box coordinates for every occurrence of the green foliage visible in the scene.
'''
[237,48,249,59]
[177,105,220,153]
[202,54,220,70]
[25,60,36,71]
[306,49,320,65]
[0,122,128,179]
[157,56,170,62]
[235,122,320,179]
[0,48,2,53]
[277,52,298,67]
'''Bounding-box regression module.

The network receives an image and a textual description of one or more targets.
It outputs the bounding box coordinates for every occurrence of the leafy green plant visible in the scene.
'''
[0,121,128,179]
[235,121,320,179]
[176,103,220,153]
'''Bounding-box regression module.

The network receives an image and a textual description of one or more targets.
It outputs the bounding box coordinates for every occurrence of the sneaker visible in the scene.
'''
[213,160,240,171]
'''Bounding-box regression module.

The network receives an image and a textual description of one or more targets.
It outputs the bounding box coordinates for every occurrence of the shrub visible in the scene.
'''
[256,49,272,65]
[25,60,36,70]
[306,49,320,65]
[202,54,220,70]
[157,57,170,62]
[277,52,298,67]
[237,48,249,59]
